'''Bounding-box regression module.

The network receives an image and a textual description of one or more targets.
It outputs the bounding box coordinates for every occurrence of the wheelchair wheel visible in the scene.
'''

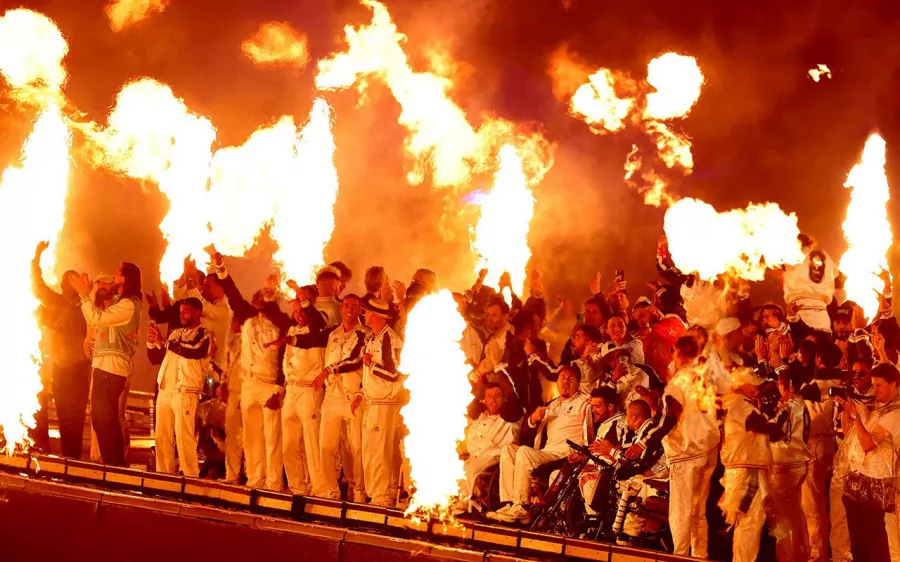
[562,495,587,537]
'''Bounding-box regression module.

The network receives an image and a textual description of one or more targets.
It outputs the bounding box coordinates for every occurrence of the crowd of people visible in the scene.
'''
[27,234,900,561]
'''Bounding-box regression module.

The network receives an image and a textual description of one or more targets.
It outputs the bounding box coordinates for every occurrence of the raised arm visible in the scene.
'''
[31,242,61,308]
[81,296,136,327]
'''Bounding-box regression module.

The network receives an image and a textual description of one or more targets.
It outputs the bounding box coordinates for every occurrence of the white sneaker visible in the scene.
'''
[485,504,513,521]
[493,504,531,524]
[352,490,368,503]
[450,500,468,516]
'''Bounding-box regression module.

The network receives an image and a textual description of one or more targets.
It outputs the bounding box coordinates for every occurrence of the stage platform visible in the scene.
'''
[0,453,695,562]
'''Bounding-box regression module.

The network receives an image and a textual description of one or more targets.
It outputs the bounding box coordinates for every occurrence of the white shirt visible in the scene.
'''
[533,392,590,452]
[283,324,325,385]
[466,411,520,459]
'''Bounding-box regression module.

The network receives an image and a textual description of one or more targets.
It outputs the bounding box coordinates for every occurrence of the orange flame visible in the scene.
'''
[241,22,310,68]
[840,133,893,322]
[399,290,471,517]
[106,0,169,32]
[316,0,553,189]
[472,145,534,294]
[808,64,832,82]
[664,198,804,281]
[271,99,339,286]
[0,9,68,96]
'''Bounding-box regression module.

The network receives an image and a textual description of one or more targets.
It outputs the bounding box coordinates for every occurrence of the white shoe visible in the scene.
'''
[493,504,531,524]
[322,490,341,500]
[485,504,513,521]
[352,490,367,503]
[450,500,468,516]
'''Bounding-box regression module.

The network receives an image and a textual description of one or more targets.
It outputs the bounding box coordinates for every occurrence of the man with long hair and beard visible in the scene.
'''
[71,263,142,467]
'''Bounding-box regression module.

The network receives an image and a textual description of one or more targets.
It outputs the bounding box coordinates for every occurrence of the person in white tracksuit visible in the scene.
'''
[769,376,811,562]
[278,300,328,496]
[782,240,837,333]
[455,383,521,511]
[219,317,245,484]
[213,254,317,491]
[487,366,591,525]
[641,336,719,559]
[719,380,775,562]
[351,297,404,508]
[294,294,370,501]
[147,298,210,478]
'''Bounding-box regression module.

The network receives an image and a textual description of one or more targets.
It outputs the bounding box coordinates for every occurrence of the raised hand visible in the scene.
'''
[145,291,159,309]
[589,272,602,295]
[160,285,172,308]
[70,272,93,298]
[34,240,50,261]
[392,280,406,301]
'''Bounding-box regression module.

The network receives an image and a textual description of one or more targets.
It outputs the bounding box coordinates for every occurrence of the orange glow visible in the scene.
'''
[106,0,169,32]
[242,22,310,68]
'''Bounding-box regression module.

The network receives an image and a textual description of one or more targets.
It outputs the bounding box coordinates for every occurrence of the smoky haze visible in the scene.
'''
[2,0,900,391]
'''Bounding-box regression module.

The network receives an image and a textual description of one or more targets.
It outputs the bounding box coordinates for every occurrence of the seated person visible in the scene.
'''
[486,366,591,525]
[598,344,650,408]
[454,383,521,514]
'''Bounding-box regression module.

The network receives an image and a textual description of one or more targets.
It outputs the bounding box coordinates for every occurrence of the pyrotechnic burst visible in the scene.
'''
[471,145,535,295]
[839,133,893,322]
[106,0,169,32]
[664,198,804,281]
[242,22,310,68]
[554,50,704,206]
[808,64,832,82]
[399,291,471,518]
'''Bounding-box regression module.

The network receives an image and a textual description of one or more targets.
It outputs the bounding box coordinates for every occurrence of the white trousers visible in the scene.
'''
[241,377,283,491]
[459,453,501,498]
[771,466,809,562]
[887,512,900,562]
[668,450,717,558]
[801,434,835,562]
[362,403,401,505]
[224,383,243,482]
[281,386,325,495]
[320,396,364,498]
[724,467,768,562]
[830,476,853,562]
[155,390,199,477]
[499,444,567,505]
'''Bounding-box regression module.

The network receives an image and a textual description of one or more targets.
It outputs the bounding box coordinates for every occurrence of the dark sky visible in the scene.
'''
[3,0,900,389]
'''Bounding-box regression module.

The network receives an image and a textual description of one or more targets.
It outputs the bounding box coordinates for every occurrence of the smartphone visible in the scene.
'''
[615,269,625,283]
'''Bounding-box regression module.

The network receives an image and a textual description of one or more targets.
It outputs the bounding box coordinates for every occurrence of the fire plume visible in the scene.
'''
[93,79,216,285]
[664,198,803,281]
[472,145,534,294]
[839,133,893,322]
[242,22,310,68]
[316,0,553,189]
[399,290,471,517]
[0,9,68,95]
[271,99,339,286]
[106,0,169,32]
[0,106,72,454]
[557,51,703,206]
[809,64,832,82]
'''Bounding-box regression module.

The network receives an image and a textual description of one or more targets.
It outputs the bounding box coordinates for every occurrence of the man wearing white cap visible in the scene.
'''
[348,297,404,507]
[708,317,743,394]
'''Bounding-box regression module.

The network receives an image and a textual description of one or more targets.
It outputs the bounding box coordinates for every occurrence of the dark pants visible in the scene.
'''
[90,369,127,466]
[53,361,91,459]
[843,495,891,562]
[30,389,51,453]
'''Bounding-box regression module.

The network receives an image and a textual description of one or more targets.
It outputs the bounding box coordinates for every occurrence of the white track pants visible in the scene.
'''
[668,449,717,558]
[362,403,401,505]
[320,396,364,498]
[154,390,199,478]
[771,466,809,562]
[801,434,835,561]
[241,377,283,491]
[282,386,325,496]
[724,468,768,562]
[498,444,567,506]
[224,382,243,483]
[459,453,501,498]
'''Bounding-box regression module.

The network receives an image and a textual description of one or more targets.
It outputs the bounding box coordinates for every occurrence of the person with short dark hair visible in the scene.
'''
[469,296,513,382]
[329,261,352,295]
[147,298,209,478]
[487,366,590,524]
[70,262,143,467]
[835,362,900,562]
[315,266,343,327]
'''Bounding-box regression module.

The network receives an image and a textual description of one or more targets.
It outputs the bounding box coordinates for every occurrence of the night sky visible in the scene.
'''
[2,0,900,389]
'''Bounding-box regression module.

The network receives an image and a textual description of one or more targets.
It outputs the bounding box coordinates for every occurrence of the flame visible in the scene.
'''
[472,145,534,294]
[316,0,553,189]
[0,106,72,454]
[664,197,804,281]
[241,22,310,67]
[558,51,703,206]
[106,0,169,32]
[809,64,832,82]
[644,53,704,121]
[93,79,215,285]
[399,290,471,517]
[0,9,68,94]
[840,134,892,321]
[271,99,339,286]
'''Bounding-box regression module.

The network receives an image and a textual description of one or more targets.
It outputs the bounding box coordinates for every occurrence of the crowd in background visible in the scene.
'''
[26,234,900,562]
